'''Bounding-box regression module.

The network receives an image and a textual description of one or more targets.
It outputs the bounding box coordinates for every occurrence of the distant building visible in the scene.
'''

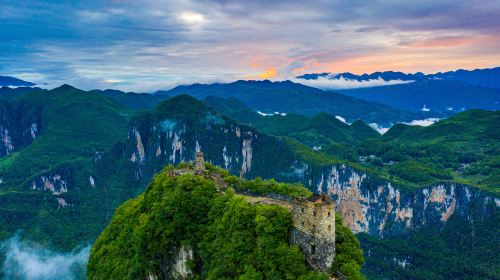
[195,152,205,173]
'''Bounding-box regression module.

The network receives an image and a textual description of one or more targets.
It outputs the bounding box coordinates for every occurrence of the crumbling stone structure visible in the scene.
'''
[291,194,336,272]
[181,153,336,273]
[195,152,205,173]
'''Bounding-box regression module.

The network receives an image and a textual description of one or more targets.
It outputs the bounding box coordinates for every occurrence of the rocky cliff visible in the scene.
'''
[120,97,498,239]
[125,118,499,234]
[0,101,40,156]
[115,105,499,278]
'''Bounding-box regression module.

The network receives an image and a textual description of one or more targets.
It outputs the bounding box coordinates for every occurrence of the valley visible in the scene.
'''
[0,81,498,279]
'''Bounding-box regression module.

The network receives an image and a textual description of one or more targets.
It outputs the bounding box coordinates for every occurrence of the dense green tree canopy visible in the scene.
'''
[87,167,364,279]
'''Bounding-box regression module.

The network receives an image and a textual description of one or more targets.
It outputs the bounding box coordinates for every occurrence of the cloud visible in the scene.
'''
[368,123,389,134]
[401,36,473,48]
[179,12,205,24]
[335,115,348,124]
[294,76,414,90]
[259,68,277,79]
[369,117,441,135]
[1,235,90,280]
[407,118,440,126]
[1,0,500,91]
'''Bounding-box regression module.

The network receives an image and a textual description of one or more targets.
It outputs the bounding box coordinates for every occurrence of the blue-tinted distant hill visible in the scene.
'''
[0,76,35,87]
[156,80,429,126]
[337,79,500,113]
[297,67,500,114]
[298,71,424,82]
[297,67,500,89]
[90,89,164,110]
[0,86,41,101]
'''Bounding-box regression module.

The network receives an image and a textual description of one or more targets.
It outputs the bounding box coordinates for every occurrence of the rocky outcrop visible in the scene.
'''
[121,103,498,239]
[32,172,69,195]
[299,164,498,236]
[170,245,194,279]
[126,116,261,182]
[0,101,40,157]
[30,165,74,209]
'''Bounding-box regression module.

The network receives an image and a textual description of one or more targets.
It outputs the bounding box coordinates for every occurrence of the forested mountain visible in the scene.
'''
[201,96,499,192]
[298,67,500,89]
[99,95,500,279]
[0,76,35,87]
[156,80,428,126]
[337,80,500,113]
[297,67,500,115]
[88,164,364,279]
[0,85,132,248]
[90,89,163,111]
[0,86,41,101]
[0,86,498,279]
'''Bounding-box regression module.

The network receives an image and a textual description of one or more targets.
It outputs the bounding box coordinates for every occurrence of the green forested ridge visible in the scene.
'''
[0,85,131,248]
[0,85,131,187]
[87,166,364,279]
[225,105,499,193]
[1,85,498,280]
[90,89,165,110]
[157,80,426,126]
[204,95,261,124]
[358,198,500,280]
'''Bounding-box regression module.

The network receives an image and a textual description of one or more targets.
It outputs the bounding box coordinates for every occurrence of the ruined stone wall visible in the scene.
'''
[290,196,335,271]
[291,228,335,272]
[168,161,337,273]
[291,198,335,240]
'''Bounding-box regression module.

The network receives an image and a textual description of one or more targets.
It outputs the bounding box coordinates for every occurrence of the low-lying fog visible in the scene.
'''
[1,235,90,280]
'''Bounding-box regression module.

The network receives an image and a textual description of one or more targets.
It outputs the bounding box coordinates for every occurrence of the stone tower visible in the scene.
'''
[291,193,335,272]
[195,152,205,173]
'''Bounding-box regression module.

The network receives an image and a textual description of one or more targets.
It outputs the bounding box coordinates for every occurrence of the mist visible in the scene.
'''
[1,235,90,280]
[294,76,414,90]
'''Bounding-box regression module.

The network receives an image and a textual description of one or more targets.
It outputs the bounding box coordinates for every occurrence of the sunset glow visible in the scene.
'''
[1,0,499,91]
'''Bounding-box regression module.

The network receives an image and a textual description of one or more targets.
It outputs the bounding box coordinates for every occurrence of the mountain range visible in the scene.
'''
[0,76,35,87]
[0,82,498,279]
[297,67,500,114]
[156,80,431,126]
[297,67,500,89]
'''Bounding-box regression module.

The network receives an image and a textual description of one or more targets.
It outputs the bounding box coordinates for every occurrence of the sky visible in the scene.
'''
[1,0,500,92]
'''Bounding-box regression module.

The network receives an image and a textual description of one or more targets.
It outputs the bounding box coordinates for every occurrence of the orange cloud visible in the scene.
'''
[259,68,277,79]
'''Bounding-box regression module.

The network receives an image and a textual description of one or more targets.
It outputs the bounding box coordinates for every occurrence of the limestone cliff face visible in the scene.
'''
[125,113,294,183]
[30,165,73,209]
[0,102,40,156]
[122,111,498,237]
[288,164,499,236]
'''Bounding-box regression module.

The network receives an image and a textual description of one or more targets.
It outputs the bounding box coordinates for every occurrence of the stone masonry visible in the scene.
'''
[290,194,336,272]
[175,153,336,273]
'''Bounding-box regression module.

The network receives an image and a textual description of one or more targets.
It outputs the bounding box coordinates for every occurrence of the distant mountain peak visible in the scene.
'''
[52,84,79,92]
[154,94,215,121]
[296,66,500,89]
[0,76,36,87]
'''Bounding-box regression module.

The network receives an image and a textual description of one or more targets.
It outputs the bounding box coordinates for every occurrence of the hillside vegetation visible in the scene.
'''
[212,98,500,193]
[88,165,364,279]
[158,80,424,125]
[0,85,131,248]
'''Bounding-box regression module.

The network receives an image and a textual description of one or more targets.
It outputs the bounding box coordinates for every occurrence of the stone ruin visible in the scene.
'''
[291,194,336,272]
[181,153,336,272]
